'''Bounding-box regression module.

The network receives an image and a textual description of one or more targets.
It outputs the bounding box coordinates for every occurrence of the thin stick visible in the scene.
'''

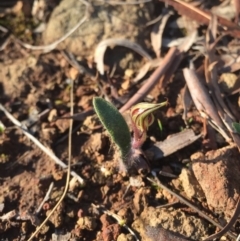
[27,78,75,240]
[0,104,84,185]
[35,182,54,214]
[15,0,91,52]
[203,196,240,240]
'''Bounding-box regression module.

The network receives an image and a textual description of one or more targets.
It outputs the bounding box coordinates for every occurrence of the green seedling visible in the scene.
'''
[0,121,5,134]
[232,122,240,134]
[157,119,163,132]
[188,117,193,124]
[93,97,131,159]
[130,101,168,149]
[93,97,167,171]
[157,118,163,137]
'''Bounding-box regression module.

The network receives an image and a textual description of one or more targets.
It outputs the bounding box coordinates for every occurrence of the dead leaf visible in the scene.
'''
[183,67,231,141]
[211,1,236,20]
[151,11,172,58]
[178,30,198,52]
[94,38,152,75]
[133,58,162,83]
[181,85,192,125]
[208,61,218,72]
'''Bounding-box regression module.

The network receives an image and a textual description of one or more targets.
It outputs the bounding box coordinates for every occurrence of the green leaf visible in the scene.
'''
[0,121,5,134]
[157,119,163,132]
[93,97,131,159]
[232,122,240,134]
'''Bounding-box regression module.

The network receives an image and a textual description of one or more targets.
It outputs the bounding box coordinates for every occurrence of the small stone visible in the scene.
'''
[102,224,120,241]
[192,145,240,221]
[69,67,79,80]
[179,167,205,200]
[48,109,57,122]
[100,214,111,228]
[77,216,97,231]
[219,73,238,94]
[55,115,70,133]
[117,233,135,241]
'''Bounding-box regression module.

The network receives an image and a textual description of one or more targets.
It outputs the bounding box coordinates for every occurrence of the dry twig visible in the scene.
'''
[120,47,181,113]
[35,182,54,214]
[203,196,240,240]
[0,104,84,185]
[158,0,240,38]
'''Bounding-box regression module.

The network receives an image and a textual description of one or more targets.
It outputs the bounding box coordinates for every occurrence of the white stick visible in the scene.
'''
[36,182,54,214]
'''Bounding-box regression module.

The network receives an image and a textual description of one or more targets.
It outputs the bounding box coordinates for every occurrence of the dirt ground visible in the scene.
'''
[0,0,240,241]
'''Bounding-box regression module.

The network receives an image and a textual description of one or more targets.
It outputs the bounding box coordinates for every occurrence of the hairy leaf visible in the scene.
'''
[93,97,131,159]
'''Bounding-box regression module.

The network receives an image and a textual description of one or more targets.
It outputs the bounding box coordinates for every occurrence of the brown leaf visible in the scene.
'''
[183,67,231,141]
[94,38,152,75]
[151,11,172,58]
[146,129,201,161]
[181,85,192,125]
[133,58,162,83]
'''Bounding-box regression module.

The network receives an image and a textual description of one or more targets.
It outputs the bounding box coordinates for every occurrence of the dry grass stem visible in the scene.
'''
[27,77,75,240]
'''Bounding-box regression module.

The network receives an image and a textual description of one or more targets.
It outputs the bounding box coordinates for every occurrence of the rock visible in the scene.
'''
[191,145,240,220]
[43,0,153,57]
[102,224,120,241]
[178,167,205,200]
[132,206,209,240]
[219,73,239,94]
[55,114,71,133]
[77,216,97,230]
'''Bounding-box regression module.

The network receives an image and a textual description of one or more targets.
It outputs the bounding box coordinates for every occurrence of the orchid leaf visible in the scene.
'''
[93,97,131,159]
